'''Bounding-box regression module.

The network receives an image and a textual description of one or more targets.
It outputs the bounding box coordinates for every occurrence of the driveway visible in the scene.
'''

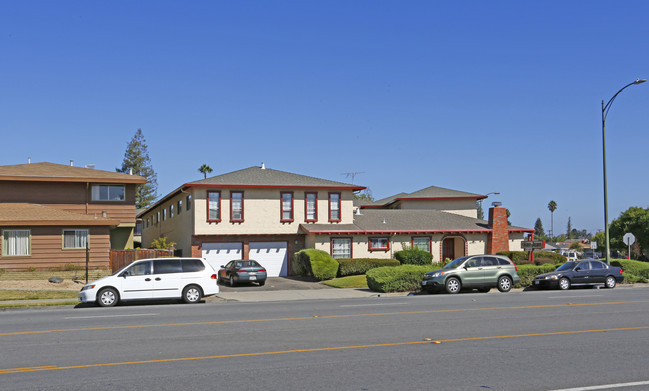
[217,276,334,292]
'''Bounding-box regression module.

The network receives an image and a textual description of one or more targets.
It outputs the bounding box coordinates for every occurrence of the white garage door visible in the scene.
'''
[249,242,288,277]
[202,242,243,271]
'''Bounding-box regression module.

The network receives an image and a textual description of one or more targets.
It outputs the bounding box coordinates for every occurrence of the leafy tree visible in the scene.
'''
[117,129,158,208]
[534,218,545,237]
[151,236,176,250]
[592,231,606,248]
[198,164,213,179]
[354,189,374,202]
[608,206,649,255]
[547,200,557,236]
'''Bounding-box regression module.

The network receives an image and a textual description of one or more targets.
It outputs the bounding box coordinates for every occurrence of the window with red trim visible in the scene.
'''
[207,191,221,222]
[369,237,389,251]
[231,191,244,222]
[329,192,341,222]
[305,192,317,222]
[280,192,294,222]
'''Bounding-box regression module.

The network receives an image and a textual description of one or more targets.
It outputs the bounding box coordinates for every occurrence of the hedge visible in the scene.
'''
[394,249,434,265]
[610,259,649,279]
[497,251,566,265]
[516,264,559,287]
[366,264,441,292]
[292,249,339,281]
[336,258,400,277]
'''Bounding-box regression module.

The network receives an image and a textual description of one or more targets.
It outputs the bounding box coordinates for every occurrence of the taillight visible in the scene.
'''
[236,270,247,274]
[211,274,217,279]
[620,268,623,273]
[514,264,518,271]
[258,269,267,273]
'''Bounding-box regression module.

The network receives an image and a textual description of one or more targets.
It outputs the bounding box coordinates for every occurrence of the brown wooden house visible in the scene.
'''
[0,162,145,271]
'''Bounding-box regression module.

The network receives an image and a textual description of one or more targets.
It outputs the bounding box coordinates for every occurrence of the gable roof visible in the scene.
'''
[0,203,119,226]
[0,162,146,184]
[185,166,365,190]
[300,209,532,234]
[361,186,486,208]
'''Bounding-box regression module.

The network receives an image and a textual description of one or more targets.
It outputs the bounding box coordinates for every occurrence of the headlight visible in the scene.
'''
[430,272,444,278]
[545,275,558,280]
[81,285,96,291]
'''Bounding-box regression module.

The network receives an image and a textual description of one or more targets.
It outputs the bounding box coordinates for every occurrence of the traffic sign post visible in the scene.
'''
[524,238,545,263]
[623,233,636,260]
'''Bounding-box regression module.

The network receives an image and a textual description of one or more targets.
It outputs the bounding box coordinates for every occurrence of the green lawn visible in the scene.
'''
[322,275,368,289]
[0,290,78,301]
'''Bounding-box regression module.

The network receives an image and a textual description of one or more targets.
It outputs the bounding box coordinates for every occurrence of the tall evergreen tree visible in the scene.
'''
[566,217,572,238]
[117,129,158,208]
[534,218,545,237]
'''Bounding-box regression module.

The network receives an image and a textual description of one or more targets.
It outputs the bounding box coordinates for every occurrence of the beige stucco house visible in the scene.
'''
[141,165,533,276]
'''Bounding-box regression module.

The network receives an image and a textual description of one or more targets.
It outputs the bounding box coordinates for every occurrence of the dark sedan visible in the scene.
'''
[534,260,624,290]
[219,260,267,287]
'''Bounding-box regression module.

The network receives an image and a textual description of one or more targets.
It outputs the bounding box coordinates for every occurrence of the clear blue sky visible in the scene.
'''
[2,1,648,235]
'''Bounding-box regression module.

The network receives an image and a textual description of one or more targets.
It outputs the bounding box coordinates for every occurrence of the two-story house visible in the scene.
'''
[141,164,533,276]
[0,162,146,271]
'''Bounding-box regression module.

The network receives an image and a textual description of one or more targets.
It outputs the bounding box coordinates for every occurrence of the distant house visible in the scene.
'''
[141,164,533,276]
[0,162,146,271]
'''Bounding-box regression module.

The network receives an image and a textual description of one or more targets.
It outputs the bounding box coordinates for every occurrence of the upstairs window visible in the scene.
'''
[63,229,88,249]
[369,237,389,251]
[231,191,244,222]
[186,195,192,210]
[177,200,182,214]
[170,204,174,218]
[281,192,294,222]
[2,229,30,256]
[207,191,221,222]
[305,192,317,222]
[91,185,125,201]
[329,192,341,222]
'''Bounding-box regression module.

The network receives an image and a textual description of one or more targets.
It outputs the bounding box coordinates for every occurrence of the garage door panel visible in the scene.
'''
[249,242,287,277]
[202,242,242,270]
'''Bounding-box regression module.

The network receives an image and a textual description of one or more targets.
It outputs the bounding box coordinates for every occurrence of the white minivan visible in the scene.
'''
[79,258,219,307]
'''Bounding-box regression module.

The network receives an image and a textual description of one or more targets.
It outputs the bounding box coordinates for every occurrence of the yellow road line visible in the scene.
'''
[2,326,649,374]
[2,300,648,337]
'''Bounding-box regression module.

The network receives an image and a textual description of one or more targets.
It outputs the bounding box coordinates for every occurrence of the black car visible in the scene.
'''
[534,260,624,290]
[218,259,267,287]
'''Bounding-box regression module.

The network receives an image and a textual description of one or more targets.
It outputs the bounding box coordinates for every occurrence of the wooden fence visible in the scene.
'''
[109,249,174,273]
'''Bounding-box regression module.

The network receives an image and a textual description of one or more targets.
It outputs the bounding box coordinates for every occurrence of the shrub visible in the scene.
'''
[64,263,83,271]
[336,258,400,277]
[610,259,649,280]
[366,264,440,292]
[516,264,558,287]
[293,249,338,280]
[497,251,566,265]
[394,248,433,265]
[623,273,648,284]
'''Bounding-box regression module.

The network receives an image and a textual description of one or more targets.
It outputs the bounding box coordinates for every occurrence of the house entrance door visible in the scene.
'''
[442,238,455,261]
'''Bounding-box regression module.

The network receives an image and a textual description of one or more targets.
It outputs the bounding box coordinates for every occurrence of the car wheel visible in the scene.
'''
[605,276,617,289]
[445,277,461,294]
[97,287,119,307]
[478,287,491,293]
[182,285,202,304]
[559,277,571,290]
[497,276,513,292]
[229,276,236,287]
[258,280,265,286]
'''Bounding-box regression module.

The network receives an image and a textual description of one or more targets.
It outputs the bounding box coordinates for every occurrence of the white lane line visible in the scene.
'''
[340,303,409,307]
[549,380,649,390]
[64,313,159,319]
[547,295,603,299]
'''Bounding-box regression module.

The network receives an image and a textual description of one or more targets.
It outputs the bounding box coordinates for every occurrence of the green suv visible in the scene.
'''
[421,255,519,294]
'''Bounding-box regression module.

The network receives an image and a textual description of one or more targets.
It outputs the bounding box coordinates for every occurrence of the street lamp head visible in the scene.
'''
[634,78,647,84]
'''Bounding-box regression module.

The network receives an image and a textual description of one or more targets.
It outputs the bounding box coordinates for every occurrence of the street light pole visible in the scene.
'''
[601,78,646,264]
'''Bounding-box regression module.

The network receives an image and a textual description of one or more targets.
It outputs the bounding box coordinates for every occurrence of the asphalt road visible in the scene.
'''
[2,288,649,391]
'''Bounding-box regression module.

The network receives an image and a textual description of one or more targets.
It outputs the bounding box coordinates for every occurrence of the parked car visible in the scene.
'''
[421,255,520,294]
[219,260,267,286]
[78,258,219,307]
[534,260,624,290]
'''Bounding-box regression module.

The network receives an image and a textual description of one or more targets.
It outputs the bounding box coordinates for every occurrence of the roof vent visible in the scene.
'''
[28,157,31,164]
[491,201,502,207]
[382,217,386,224]
[355,208,362,216]
[261,162,266,169]
[85,164,96,169]
[70,160,74,166]
[129,168,133,175]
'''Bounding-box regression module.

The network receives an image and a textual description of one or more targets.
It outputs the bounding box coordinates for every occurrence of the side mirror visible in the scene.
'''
[220,265,225,269]
[575,267,581,271]
[119,272,127,278]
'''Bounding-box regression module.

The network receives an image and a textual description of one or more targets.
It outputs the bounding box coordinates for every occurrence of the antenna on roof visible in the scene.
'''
[342,171,365,184]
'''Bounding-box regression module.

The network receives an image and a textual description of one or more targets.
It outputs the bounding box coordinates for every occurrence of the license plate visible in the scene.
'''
[535,280,539,285]
[249,276,257,280]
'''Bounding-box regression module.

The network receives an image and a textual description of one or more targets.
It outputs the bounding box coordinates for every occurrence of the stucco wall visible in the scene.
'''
[397,199,478,218]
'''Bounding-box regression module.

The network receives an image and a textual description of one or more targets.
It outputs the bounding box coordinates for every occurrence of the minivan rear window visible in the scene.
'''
[182,259,205,272]
[154,259,182,274]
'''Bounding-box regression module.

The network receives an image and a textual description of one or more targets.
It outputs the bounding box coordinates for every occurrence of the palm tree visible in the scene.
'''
[547,200,558,238]
[198,164,213,179]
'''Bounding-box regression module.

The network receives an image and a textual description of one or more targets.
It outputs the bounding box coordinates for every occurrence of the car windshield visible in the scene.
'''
[556,262,578,271]
[443,256,470,269]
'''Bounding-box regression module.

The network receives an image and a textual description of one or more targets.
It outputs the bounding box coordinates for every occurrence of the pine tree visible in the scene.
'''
[566,217,572,238]
[534,218,545,237]
[117,129,158,208]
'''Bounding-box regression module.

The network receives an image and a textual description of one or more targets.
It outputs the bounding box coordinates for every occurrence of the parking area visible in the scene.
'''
[216,276,334,292]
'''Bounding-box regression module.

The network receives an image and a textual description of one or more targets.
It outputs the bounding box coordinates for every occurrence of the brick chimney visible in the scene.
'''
[487,205,509,254]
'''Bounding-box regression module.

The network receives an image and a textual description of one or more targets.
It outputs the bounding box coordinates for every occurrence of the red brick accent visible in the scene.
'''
[487,206,509,254]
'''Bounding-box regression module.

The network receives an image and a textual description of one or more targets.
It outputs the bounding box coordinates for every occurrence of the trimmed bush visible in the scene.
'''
[610,259,649,279]
[336,258,400,277]
[497,251,566,265]
[293,249,338,280]
[394,248,434,265]
[516,264,558,287]
[366,264,441,292]
[623,273,648,284]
